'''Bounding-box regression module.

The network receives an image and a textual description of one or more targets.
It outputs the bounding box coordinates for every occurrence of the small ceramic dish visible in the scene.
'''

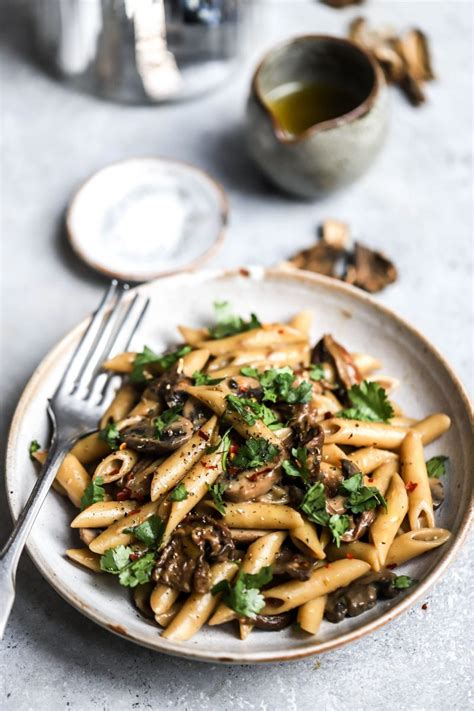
[5,268,472,663]
[246,35,388,198]
[66,157,228,282]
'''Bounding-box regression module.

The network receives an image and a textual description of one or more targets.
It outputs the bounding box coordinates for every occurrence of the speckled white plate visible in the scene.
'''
[5,268,473,663]
[66,158,228,282]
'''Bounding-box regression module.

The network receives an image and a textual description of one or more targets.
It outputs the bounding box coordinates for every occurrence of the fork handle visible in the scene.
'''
[0,426,75,638]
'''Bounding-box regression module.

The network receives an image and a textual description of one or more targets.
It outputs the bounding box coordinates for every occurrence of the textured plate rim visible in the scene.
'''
[5,267,473,664]
[66,156,229,283]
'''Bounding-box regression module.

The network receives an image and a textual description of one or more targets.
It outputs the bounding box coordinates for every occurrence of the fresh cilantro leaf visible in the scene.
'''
[192,370,224,386]
[426,455,449,478]
[282,447,310,481]
[169,483,188,502]
[99,422,121,450]
[232,438,279,471]
[29,439,41,458]
[328,514,350,547]
[130,345,192,383]
[80,476,106,511]
[219,430,232,472]
[208,301,262,340]
[339,381,394,423]
[125,514,164,547]
[309,364,325,382]
[393,575,416,589]
[226,394,280,429]
[117,552,156,587]
[241,366,312,405]
[211,566,273,619]
[300,482,329,526]
[154,406,182,438]
[100,545,133,573]
[208,482,227,515]
[340,473,387,514]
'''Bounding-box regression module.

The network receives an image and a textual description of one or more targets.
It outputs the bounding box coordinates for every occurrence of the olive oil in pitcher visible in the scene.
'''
[265,82,361,136]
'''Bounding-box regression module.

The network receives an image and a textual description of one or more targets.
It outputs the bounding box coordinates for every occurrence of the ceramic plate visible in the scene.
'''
[6,268,472,663]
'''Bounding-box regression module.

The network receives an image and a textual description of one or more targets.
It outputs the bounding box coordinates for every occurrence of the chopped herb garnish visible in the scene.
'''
[309,364,325,382]
[282,447,310,481]
[192,370,224,386]
[211,566,273,619]
[154,406,182,438]
[208,301,261,340]
[208,482,227,515]
[393,575,416,589]
[124,514,164,547]
[100,546,156,587]
[226,394,280,429]
[426,455,449,478]
[169,483,189,502]
[241,366,312,405]
[340,472,387,514]
[80,476,106,511]
[130,345,192,383]
[231,437,279,471]
[29,439,41,458]
[300,482,329,526]
[99,422,121,450]
[339,381,394,422]
[328,514,351,547]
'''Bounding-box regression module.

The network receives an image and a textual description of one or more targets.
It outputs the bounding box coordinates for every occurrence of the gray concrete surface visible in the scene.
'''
[0,1,472,710]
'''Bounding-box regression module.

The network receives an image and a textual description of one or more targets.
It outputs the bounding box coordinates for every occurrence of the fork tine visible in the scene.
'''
[96,294,150,406]
[73,284,130,395]
[54,280,118,396]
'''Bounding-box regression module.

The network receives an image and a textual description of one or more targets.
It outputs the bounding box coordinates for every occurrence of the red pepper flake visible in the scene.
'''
[387,563,398,570]
[346,553,354,560]
[324,564,331,569]
[205,464,218,470]
[116,487,131,501]
[239,268,250,277]
[406,481,418,492]
[128,509,140,516]
[197,430,209,441]
[367,477,374,483]
[230,443,239,454]
[129,552,140,561]
[277,328,285,335]
[421,603,428,611]
[119,442,127,451]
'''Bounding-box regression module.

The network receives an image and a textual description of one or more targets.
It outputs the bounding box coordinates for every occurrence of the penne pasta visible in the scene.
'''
[322,443,346,466]
[181,348,211,377]
[322,418,407,449]
[161,561,239,641]
[326,541,381,571]
[209,531,286,627]
[216,502,305,531]
[346,447,397,474]
[370,472,408,565]
[71,432,110,464]
[89,500,160,554]
[196,324,307,356]
[66,548,102,573]
[366,458,398,496]
[35,450,90,508]
[400,430,435,529]
[93,448,139,484]
[150,416,218,501]
[352,352,382,375]
[155,602,181,628]
[100,383,137,429]
[297,595,327,635]
[262,559,371,614]
[412,413,451,445]
[102,351,135,373]
[288,310,313,336]
[150,584,180,616]
[386,528,451,566]
[290,519,326,560]
[71,500,137,528]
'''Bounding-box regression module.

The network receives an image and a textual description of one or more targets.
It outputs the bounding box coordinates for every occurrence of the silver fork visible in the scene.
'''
[0,281,149,638]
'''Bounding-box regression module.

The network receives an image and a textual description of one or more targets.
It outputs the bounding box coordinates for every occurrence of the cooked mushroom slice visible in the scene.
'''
[288,241,346,279]
[153,514,236,593]
[341,459,361,479]
[228,375,263,400]
[429,477,444,510]
[224,462,282,503]
[122,416,193,454]
[344,242,397,294]
[325,570,401,623]
[341,510,376,543]
[256,484,291,505]
[252,611,295,631]
[326,494,347,516]
[182,395,210,429]
[311,334,361,399]
[272,548,313,581]
[146,366,191,409]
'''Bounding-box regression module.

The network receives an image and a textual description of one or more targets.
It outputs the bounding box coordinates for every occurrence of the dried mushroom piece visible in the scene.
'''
[348,17,435,107]
[320,0,364,8]
[345,242,398,294]
[288,241,345,278]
